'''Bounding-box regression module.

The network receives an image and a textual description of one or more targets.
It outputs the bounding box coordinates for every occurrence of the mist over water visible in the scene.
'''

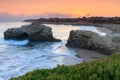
[0,22,106,80]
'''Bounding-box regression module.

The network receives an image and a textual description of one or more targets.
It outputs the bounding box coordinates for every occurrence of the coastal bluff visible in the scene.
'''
[4,23,61,42]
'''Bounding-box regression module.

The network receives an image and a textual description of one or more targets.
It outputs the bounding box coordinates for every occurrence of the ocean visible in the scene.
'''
[0,22,106,80]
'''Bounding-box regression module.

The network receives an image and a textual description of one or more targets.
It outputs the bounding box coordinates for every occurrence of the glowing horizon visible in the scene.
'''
[0,0,120,17]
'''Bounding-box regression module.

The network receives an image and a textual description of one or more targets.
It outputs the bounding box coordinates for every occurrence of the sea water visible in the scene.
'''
[0,22,106,80]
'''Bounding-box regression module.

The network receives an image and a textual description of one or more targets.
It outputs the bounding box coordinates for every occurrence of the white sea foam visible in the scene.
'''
[78,26,107,36]
[0,39,29,46]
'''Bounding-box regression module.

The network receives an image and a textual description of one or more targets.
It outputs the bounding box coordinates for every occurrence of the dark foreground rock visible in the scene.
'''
[66,30,120,55]
[4,24,61,42]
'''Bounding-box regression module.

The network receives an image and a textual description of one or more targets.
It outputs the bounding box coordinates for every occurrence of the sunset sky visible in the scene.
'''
[0,0,120,21]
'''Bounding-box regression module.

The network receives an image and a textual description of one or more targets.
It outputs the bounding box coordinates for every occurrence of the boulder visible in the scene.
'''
[66,30,120,55]
[4,24,61,42]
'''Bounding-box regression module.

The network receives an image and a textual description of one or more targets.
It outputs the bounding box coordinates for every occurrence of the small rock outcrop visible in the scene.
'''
[4,24,61,42]
[66,30,120,55]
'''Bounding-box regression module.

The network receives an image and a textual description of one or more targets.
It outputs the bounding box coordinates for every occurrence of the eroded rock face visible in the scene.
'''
[66,30,120,55]
[4,24,61,42]
[4,28,28,40]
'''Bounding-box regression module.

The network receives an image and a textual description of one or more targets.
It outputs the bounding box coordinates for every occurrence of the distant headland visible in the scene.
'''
[24,17,120,25]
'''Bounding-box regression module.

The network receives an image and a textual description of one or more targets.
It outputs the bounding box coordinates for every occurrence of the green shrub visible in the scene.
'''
[10,53,120,80]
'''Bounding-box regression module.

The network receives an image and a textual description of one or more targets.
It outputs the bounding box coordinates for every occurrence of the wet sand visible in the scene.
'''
[76,49,107,62]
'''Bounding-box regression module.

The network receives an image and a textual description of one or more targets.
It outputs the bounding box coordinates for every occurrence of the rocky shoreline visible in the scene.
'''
[66,30,120,55]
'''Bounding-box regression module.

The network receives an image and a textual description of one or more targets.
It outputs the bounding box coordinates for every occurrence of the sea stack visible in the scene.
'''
[4,23,61,42]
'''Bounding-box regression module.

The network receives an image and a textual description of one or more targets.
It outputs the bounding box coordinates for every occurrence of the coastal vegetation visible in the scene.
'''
[11,53,120,80]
